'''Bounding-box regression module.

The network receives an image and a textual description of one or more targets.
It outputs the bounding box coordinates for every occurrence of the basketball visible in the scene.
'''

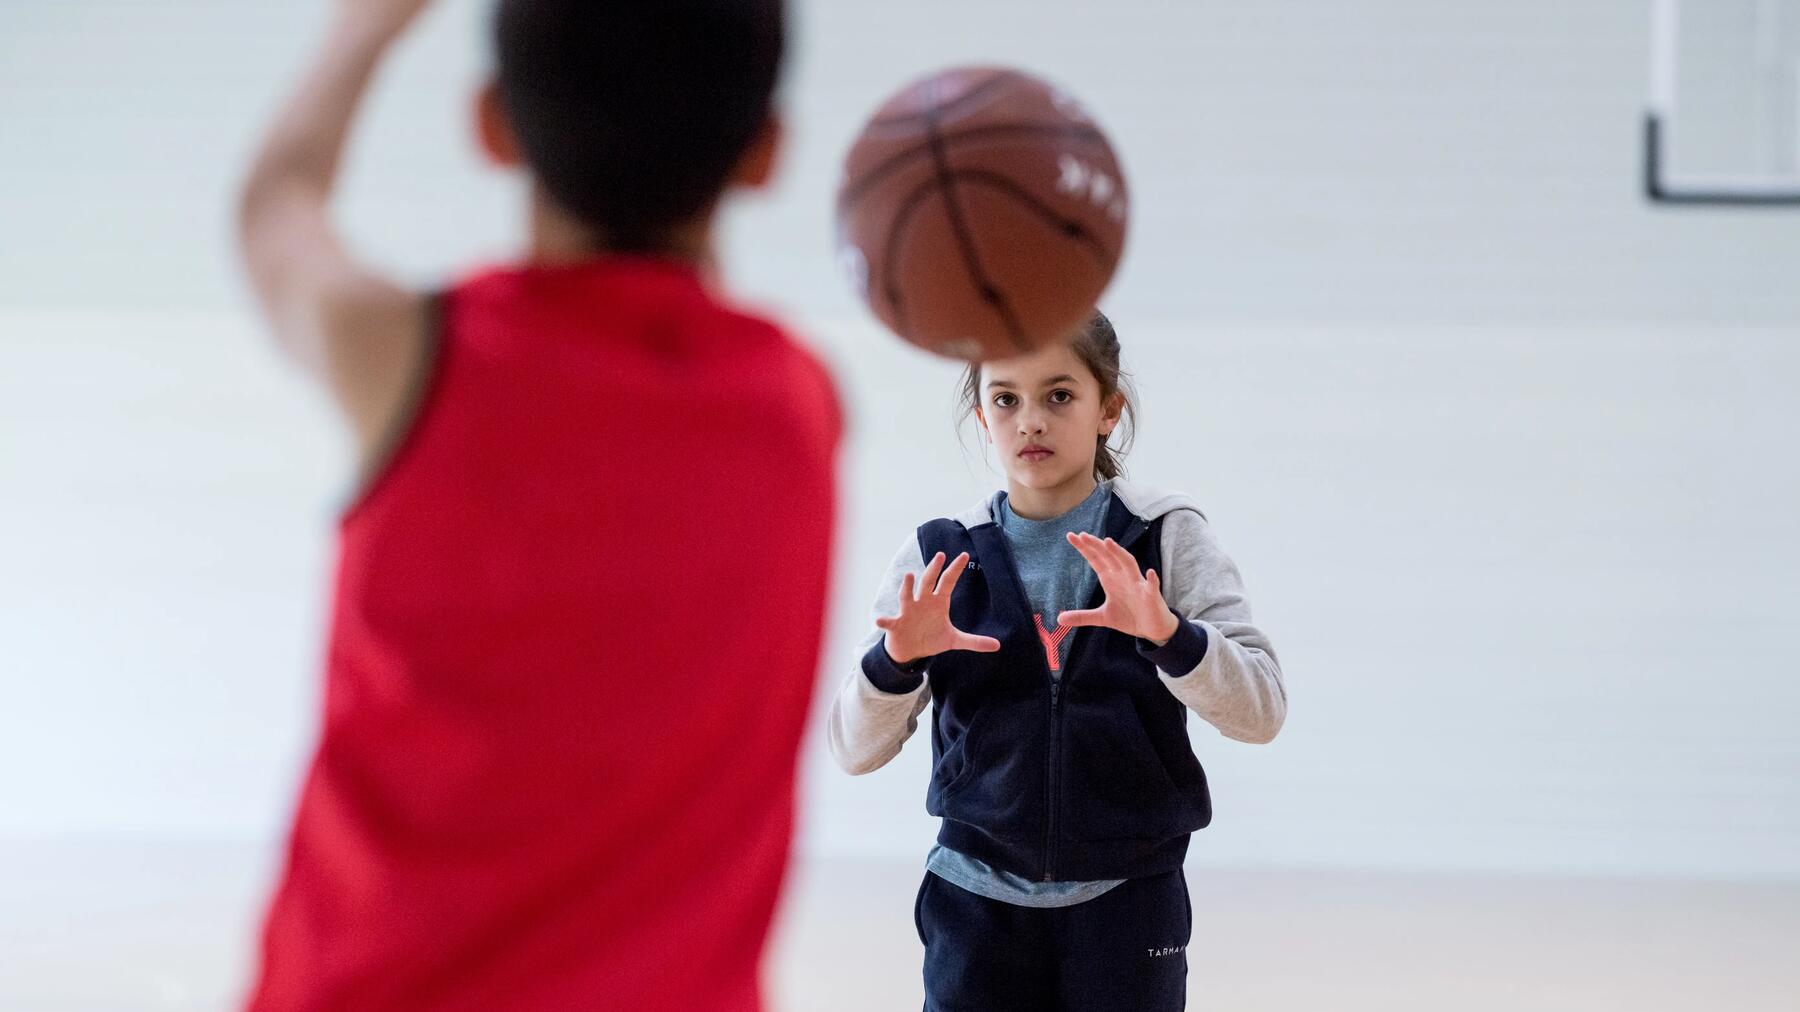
[835,67,1130,362]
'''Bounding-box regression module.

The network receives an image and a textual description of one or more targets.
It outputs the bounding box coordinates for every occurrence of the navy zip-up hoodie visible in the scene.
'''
[827,480,1286,883]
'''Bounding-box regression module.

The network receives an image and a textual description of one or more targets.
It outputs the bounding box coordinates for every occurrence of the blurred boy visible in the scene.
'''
[237,1,838,1008]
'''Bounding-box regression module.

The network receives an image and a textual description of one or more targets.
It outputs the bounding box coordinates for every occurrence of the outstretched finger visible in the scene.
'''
[1145,568,1164,599]
[1056,607,1107,629]
[1099,537,1137,579]
[1066,532,1106,573]
[1077,531,1122,566]
[919,552,946,596]
[935,552,972,596]
[955,632,1003,653]
[1073,534,1130,589]
[874,615,897,631]
[898,572,917,605]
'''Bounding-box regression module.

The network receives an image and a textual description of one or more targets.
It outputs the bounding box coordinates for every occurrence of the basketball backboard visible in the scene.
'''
[1646,0,1800,204]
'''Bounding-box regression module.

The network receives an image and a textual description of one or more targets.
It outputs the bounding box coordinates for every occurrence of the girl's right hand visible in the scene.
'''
[876,552,1003,665]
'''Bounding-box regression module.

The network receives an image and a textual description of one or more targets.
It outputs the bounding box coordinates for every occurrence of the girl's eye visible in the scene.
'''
[994,393,1017,408]
[1050,389,1073,404]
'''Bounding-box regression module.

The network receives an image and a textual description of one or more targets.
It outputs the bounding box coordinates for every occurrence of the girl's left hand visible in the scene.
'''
[1057,532,1182,645]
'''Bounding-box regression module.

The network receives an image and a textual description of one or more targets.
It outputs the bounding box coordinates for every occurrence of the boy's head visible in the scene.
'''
[484,0,785,253]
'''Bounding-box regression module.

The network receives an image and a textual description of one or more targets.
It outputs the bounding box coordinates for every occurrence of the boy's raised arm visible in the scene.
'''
[236,1,433,456]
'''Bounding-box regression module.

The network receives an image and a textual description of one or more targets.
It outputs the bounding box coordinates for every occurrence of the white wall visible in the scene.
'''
[3,0,1797,880]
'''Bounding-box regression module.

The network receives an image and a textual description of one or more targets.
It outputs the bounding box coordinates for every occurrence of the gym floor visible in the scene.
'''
[4,840,1795,1011]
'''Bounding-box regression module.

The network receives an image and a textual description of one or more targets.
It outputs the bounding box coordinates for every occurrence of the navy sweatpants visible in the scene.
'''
[914,869,1191,1011]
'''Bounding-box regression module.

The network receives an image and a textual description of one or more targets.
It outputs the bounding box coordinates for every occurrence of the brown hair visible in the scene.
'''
[957,310,1138,481]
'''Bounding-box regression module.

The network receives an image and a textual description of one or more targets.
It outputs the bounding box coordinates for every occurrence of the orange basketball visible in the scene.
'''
[835,67,1130,362]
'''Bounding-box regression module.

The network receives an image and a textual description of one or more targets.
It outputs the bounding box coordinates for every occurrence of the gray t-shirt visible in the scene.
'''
[926,480,1127,907]
[997,480,1112,680]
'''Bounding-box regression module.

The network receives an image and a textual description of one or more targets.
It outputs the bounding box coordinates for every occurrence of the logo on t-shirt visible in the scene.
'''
[1033,613,1074,672]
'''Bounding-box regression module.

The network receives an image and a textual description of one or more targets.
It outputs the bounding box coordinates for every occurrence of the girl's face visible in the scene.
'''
[975,342,1122,498]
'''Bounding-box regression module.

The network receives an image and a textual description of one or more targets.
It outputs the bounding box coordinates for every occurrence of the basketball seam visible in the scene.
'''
[864,70,1018,131]
[837,124,1115,212]
[940,169,1118,267]
[876,176,949,339]
[923,99,1031,353]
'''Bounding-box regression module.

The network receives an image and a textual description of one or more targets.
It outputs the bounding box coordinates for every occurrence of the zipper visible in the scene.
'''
[984,517,1152,884]
[1037,523,1143,881]
[984,527,1067,884]
[993,509,1150,883]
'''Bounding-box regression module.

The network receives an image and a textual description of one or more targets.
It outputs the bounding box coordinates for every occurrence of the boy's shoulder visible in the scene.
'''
[448,260,823,356]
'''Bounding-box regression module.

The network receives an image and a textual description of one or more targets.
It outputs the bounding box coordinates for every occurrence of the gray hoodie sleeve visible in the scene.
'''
[825,534,935,775]
[1137,508,1288,744]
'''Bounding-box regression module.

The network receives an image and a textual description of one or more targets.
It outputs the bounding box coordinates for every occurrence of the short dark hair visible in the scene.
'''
[494,0,785,252]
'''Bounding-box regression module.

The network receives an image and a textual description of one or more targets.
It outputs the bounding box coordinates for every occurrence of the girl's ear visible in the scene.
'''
[1099,392,1124,437]
[974,406,992,442]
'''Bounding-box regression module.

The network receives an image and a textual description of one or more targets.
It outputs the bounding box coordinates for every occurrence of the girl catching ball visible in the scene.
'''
[828,311,1287,1011]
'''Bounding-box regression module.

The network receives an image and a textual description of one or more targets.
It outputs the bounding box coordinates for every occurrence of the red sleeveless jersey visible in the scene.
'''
[247,259,840,1011]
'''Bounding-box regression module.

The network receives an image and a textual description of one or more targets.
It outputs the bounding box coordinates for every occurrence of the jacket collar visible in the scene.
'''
[957,480,1165,549]
[963,487,1153,551]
